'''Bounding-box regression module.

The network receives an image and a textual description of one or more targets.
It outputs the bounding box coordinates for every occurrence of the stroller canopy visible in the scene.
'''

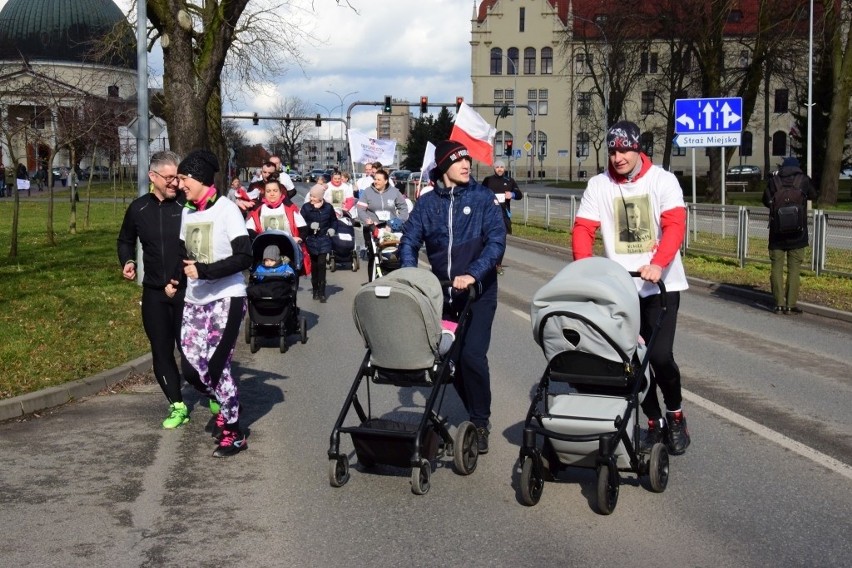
[352,267,444,370]
[530,257,640,363]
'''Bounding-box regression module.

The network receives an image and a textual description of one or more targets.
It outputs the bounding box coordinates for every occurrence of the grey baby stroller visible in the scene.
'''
[244,230,308,353]
[366,220,403,282]
[518,257,669,514]
[327,267,479,495]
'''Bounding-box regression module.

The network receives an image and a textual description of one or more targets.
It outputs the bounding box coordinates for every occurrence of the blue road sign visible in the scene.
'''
[674,97,743,134]
[513,149,522,158]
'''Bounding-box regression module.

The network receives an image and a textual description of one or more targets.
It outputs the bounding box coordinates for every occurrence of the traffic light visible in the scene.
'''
[284,114,291,126]
[455,96,464,112]
[383,95,392,113]
[498,105,510,119]
[315,114,322,127]
[505,139,513,157]
[252,112,259,126]
[420,96,428,114]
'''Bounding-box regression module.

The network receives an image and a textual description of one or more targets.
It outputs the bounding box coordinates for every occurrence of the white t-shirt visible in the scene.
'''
[248,203,292,234]
[278,171,295,191]
[324,183,354,209]
[181,198,248,304]
[576,165,688,297]
[356,175,373,193]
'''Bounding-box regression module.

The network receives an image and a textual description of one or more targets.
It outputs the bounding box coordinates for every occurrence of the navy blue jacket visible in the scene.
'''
[400,175,506,291]
[300,201,335,255]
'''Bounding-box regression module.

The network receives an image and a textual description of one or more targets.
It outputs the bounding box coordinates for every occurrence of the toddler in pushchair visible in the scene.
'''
[518,257,670,515]
[244,230,307,354]
[328,267,479,495]
[366,218,404,281]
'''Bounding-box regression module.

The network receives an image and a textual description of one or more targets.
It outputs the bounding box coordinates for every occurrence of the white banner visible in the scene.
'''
[347,129,397,166]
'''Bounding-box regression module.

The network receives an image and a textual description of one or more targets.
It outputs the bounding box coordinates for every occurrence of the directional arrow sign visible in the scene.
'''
[674,97,743,135]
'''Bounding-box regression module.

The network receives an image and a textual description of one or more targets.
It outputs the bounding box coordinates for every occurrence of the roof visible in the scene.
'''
[0,0,136,69]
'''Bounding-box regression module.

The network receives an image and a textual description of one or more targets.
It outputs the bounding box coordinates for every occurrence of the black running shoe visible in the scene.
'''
[213,427,247,458]
[666,410,691,455]
[476,427,489,454]
[640,418,667,453]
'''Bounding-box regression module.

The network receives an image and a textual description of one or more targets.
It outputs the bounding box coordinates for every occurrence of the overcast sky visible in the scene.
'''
[0,0,475,142]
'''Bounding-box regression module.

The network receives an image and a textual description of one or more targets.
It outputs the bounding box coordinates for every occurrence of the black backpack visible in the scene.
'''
[769,173,807,234]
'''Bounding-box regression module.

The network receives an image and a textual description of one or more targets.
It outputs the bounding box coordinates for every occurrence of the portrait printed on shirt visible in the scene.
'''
[614,195,654,254]
[264,214,287,233]
[185,222,213,263]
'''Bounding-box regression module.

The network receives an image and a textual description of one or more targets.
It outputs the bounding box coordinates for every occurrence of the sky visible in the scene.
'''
[0,0,476,143]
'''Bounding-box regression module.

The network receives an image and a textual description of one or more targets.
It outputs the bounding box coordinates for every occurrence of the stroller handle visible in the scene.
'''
[628,271,667,311]
[440,279,479,301]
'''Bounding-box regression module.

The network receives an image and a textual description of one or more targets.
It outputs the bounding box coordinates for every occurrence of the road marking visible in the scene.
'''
[682,390,852,481]
[510,306,852,480]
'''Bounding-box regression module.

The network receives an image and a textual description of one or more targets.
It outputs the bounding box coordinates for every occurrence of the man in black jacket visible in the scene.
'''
[117,151,193,428]
[762,157,818,314]
[481,160,522,274]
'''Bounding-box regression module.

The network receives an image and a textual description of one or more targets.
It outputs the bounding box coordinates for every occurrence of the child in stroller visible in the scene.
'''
[244,230,307,353]
[328,267,480,495]
[518,257,669,515]
[366,217,404,281]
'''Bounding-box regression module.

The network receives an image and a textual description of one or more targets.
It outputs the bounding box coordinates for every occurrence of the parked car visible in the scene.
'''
[81,165,110,180]
[307,168,326,183]
[288,170,302,182]
[839,167,852,180]
[389,169,410,187]
[726,164,762,181]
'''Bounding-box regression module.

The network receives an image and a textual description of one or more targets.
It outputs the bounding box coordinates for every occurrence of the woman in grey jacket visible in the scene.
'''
[355,168,409,279]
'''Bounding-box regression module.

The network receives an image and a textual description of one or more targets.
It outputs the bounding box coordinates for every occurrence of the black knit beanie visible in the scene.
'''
[434,140,471,173]
[606,121,641,153]
[178,149,219,186]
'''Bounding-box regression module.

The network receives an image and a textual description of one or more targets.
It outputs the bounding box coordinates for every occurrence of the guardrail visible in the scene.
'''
[518,193,852,279]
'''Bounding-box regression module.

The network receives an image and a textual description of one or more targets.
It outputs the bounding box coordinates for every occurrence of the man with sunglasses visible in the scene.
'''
[117,151,193,429]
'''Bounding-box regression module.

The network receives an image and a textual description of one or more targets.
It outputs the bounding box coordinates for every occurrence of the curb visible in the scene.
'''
[0,353,152,422]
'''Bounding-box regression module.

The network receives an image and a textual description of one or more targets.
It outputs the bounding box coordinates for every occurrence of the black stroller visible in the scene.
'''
[244,230,308,353]
[518,257,669,515]
[328,215,359,272]
[328,267,479,495]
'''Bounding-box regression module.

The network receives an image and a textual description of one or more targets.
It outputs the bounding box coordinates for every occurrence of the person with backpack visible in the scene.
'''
[762,157,818,314]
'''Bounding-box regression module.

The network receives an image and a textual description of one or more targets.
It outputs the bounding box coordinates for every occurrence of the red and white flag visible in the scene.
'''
[450,102,496,166]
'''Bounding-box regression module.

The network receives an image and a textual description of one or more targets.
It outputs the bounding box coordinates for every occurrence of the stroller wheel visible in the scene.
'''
[453,421,479,476]
[279,335,288,353]
[328,456,350,488]
[596,465,619,515]
[250,335,259,354]
[329,257,336,272]
[520,456,544,506]
[244,315,251,344]
[352,252,359,272]
[648,443,669,493]
[410,459,431,495]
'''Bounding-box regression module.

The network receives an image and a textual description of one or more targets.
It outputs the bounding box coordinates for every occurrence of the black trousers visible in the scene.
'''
[141,286,185,404]
[310,253,328,290]
[638,291,682,421]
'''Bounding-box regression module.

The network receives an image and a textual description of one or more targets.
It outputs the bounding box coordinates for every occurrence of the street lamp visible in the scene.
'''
[325,90,358,139]
[806,0,813,178]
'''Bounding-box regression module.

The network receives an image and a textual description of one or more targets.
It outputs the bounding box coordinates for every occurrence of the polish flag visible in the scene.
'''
[450,102,496,166]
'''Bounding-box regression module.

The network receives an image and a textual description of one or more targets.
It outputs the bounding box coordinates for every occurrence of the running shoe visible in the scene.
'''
[476,427,490,454]
[639,417,667,452]
[666,410,691,455]
[213,427,247,458]
[162,402,189,429]
[208,399,220,414]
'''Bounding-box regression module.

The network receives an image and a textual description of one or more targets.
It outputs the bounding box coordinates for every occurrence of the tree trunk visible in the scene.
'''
[46,150,56,246]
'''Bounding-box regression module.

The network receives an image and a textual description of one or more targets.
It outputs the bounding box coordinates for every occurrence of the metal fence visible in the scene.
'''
[519,193,852,278]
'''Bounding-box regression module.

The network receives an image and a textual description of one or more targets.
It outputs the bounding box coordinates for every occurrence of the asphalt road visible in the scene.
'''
[1,228,850,566]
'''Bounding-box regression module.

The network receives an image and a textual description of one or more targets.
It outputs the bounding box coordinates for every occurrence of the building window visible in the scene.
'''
[639,132,654,156]
[494,90,513,116]
[490,48,502,75]
[524,47,536,74]
[528,89,548,116]
[577,132,590,158]
[741,131,753,156]
[496,131,513,156]
[738,50,750,68]
[672,143,686,157]
[578,92,592,116]
[641,90,655,114]
[507,47,519,75]
[640,52,659,74]
[728,10,743,22]
[774,89,789,113]
[672,52,692,73]
[519,7,525,32]
[107,85,119,97]
[772,131,787,156]
[575,53,592,74]
[541,47,553,75]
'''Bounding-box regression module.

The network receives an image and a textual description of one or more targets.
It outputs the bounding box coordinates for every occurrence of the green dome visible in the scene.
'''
[0,0,136,68]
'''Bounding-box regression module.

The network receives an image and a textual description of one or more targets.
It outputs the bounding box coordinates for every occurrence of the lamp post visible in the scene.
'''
[806,0,813,178]
[325,90,358,139]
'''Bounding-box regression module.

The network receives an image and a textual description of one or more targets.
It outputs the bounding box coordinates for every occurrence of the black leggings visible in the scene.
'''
[141,286,184,404]
[639,292,682,420]
[310,253,328,290]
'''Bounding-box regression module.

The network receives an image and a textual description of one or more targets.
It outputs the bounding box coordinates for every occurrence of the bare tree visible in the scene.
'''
[265,97,313,168]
